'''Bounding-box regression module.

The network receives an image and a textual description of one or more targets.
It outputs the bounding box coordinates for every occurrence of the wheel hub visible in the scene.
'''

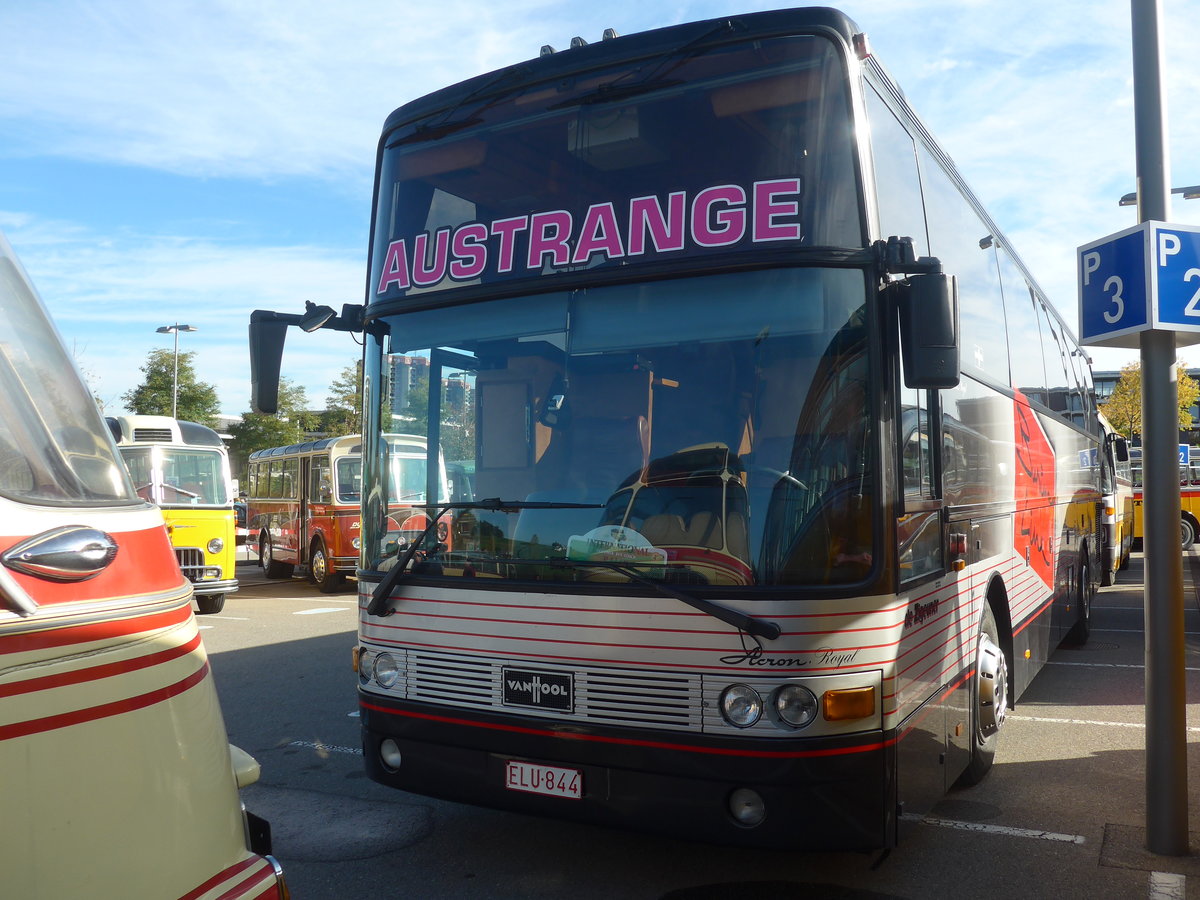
[976,633,1008,738]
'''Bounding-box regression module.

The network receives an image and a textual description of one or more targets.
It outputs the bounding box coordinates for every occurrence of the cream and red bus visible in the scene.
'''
[246,433,448,591]
[0,233,287,897]
[251,8,1102,849]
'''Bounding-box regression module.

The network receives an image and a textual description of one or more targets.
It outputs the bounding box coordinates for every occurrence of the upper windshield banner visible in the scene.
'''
[375,178,803,297]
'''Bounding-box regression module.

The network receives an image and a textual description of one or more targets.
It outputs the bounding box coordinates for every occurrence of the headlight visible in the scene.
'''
[774,684,819,728]
[373,652,399,688]
[207,537,224,554]
[352,537,361,550]
[719,684,762,728]
[358,650,374,684]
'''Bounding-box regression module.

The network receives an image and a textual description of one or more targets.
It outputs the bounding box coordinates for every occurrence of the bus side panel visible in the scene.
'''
[0,512,276,899]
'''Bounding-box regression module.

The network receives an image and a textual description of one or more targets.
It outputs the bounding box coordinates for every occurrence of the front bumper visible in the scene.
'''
[360,695,895,849]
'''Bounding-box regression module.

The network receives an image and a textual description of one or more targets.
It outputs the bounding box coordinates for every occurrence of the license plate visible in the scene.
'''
[504,760,582,800]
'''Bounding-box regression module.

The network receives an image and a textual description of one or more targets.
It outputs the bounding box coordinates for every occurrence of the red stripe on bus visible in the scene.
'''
[177,855,273,900]
[0,632,203,699]
[0,660,210,742]
[0,602,192,656]
[362,700,894,758]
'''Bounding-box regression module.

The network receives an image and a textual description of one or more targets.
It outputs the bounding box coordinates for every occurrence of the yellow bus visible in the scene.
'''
[0,233,287,898]
[107,415,239,613]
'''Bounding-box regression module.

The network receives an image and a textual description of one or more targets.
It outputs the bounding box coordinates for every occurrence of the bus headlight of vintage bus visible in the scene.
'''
[773,684,819,728]
[207,537,224,554]
[719,684,763,728]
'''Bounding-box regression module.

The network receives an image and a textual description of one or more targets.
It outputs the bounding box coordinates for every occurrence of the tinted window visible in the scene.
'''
[918,144,1009,387]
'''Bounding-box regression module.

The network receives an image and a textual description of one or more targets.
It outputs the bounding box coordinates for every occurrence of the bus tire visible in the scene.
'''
[1064,559,1092,646]
[957,604,1007,787]
[1100,550,1114,587]
[1182,517,1196,552]
[196,593,225,615]
[261,535,293,579]
[310,540,345,593]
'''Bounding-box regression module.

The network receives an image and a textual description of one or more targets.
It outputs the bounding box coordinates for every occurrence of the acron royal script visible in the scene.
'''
[375,178,803,294]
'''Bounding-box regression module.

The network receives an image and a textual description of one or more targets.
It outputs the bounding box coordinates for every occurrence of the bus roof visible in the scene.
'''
[247,434,361,461]
[380,8,861,137]
[106,414,224,448]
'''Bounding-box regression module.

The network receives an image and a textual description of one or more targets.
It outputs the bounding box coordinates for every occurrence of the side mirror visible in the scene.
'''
[898,273,960,390]
[248,311,290,414]
[1110,435,1130,463]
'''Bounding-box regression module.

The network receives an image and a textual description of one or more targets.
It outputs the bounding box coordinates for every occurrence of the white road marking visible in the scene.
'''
[294,607,348,615]
[914,816,1085,844]
[1048,660,1200,673]
[288,739,362,756]
[1008,713,1200,734]
[1149,871,1186,900]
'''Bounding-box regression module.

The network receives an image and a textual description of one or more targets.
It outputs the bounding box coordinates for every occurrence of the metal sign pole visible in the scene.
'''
[1132,0,1189,856]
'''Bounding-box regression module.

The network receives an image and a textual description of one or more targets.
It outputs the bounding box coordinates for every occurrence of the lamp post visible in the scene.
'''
[155,323,198,419]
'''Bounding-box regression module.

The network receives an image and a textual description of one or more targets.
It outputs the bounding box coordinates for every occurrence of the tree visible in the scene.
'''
[122,349,220,426]
[318,361,363,437]
[227,377,316,470]
[1099,360,1200,439]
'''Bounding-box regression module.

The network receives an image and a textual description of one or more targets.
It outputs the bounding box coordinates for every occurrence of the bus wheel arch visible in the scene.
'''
[309,537,345,593]
[957,583,1010,787]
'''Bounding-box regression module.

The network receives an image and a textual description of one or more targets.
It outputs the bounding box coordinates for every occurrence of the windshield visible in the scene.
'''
[364,267,875,588]
[370,33,859,305]
[119,446,231,507]
[0,235,134,506]
[336,457,362,503]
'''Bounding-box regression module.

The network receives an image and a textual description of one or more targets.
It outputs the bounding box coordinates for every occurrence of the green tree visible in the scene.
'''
[228,377,316,470]
[122,349,219,426]
[1099,360,1200,439]
[319,361,363,437]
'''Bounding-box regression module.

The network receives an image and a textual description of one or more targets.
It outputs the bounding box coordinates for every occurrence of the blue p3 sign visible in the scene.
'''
[1079,221,1200,348]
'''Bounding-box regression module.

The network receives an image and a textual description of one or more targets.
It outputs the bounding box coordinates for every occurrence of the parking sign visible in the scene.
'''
[1078,221,1200,348]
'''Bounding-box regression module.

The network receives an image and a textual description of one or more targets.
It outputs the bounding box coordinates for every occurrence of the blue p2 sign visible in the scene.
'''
[1079,222,1200,348]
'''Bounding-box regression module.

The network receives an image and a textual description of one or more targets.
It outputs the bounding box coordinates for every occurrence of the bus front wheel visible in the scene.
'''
[196,593,225,614]
[310,540,345,593]
[1182,517,1196,552]
[261,534,294,579]
[957,604,1007,787]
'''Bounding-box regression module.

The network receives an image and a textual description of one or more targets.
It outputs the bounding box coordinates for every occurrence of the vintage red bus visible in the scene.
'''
[0,232,287,897]
[247,433,449,591]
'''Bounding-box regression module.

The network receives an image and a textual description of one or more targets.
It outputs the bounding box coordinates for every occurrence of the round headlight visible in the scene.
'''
[352,537,361,550]
[358,650,373,684]
[719,684,763,728]
[207,537,224,554]
[373,652,399,688]
[774,684,819,728]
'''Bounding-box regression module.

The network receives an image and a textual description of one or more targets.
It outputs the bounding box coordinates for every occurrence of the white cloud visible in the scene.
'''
[3,214,363,414]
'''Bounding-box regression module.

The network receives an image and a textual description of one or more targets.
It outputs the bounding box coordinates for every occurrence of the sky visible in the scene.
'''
[2,1,1199,417]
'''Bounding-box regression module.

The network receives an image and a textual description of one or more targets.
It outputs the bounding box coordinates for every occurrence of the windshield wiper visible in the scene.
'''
[541,559,780,641]
[366,498,603,617]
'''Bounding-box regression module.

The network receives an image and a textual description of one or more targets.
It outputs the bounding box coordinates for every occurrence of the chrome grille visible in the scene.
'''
[175,547,219,583]
[396,649,704,731]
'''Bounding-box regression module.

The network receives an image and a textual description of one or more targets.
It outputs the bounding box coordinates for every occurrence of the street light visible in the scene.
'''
[155,323,198,419]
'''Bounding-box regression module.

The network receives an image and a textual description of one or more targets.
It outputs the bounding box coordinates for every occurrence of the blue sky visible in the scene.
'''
[2,1,1198,416]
